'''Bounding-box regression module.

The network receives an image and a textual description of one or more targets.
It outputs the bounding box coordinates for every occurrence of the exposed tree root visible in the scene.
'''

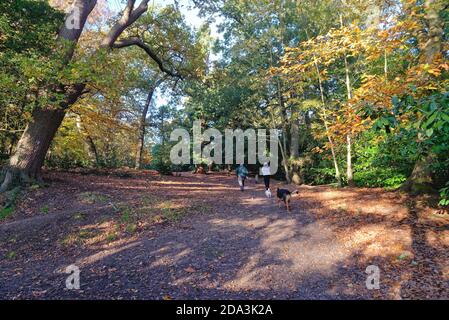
[0,167,35,193]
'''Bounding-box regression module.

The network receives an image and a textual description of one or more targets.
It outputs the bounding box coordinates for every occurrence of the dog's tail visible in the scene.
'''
[292,189,299,195]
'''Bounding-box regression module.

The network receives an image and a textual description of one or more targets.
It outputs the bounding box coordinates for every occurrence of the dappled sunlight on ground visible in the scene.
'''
[69,240,141,269]
[0,171,447,299]
[296,184,448,299]
[341,224,411,260]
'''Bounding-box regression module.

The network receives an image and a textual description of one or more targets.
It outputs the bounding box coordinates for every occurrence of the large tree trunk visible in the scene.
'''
[0,107,66,192]
[1,84,86,191]
[0,0,97,192]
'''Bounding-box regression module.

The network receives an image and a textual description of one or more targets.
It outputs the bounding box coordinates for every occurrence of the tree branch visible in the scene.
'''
[113,38,183,79]
[100,0,150,48]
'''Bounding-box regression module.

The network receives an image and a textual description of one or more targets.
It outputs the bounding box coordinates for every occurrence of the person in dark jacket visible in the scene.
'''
[236,164,249,191]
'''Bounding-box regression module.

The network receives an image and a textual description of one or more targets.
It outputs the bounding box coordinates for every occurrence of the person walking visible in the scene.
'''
[261,162,271,197]
[236,164,249,191]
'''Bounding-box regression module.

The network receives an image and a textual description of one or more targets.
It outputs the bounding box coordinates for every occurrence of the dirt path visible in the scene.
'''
[0,171,447,299]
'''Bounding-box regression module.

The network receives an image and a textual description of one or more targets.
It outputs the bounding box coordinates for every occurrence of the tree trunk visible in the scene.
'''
[75,115,99,167]
[268,25,291,183]
[275,77,291,183]
[403,0,444,192]
[421,0,444,64]
[346,134,354,186]
[135,80,160,169]
[339,14,355,187]
[278,136,291,184]
[0,0,98,192]
[85,135,99,167]
[290,110,301,185]
[0,108,66,192]
[0,137,6,156]
[57,0,98,62]
[310,48,342,187]
[402,154,436,194]
[8,135,17,156]
[159,108,166,146]
[344,56,355,187]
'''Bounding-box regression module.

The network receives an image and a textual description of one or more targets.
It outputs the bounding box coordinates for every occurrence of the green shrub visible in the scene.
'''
[0,186,21,220]
[353,168,407,189]
[439,182,449,207]
[0,206,14,220]
[304,167,339,185]
[150,143,173,175]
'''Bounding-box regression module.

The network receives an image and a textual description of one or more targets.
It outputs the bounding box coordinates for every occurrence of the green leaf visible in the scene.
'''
[423,111,438,129]
[442,113,449,122]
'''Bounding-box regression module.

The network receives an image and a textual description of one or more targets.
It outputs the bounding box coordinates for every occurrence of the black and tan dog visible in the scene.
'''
[276,188,299,212]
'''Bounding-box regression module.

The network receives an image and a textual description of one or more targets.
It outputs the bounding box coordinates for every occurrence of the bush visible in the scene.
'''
[304,167,339,185]
[439,182,449,208]
[353,168,406,189]
[150,143,173,175]
[0,186,21,220]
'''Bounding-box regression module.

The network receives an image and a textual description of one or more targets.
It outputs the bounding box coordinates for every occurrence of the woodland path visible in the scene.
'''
[0,171,447,299]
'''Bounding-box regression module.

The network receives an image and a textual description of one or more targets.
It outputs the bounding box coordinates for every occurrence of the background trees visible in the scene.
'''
[0,0,447,202]
[189,0,448,195]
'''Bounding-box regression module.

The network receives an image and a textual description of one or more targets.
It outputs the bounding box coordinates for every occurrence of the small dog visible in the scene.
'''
[276,188,299,212]
[265,189,272,198]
